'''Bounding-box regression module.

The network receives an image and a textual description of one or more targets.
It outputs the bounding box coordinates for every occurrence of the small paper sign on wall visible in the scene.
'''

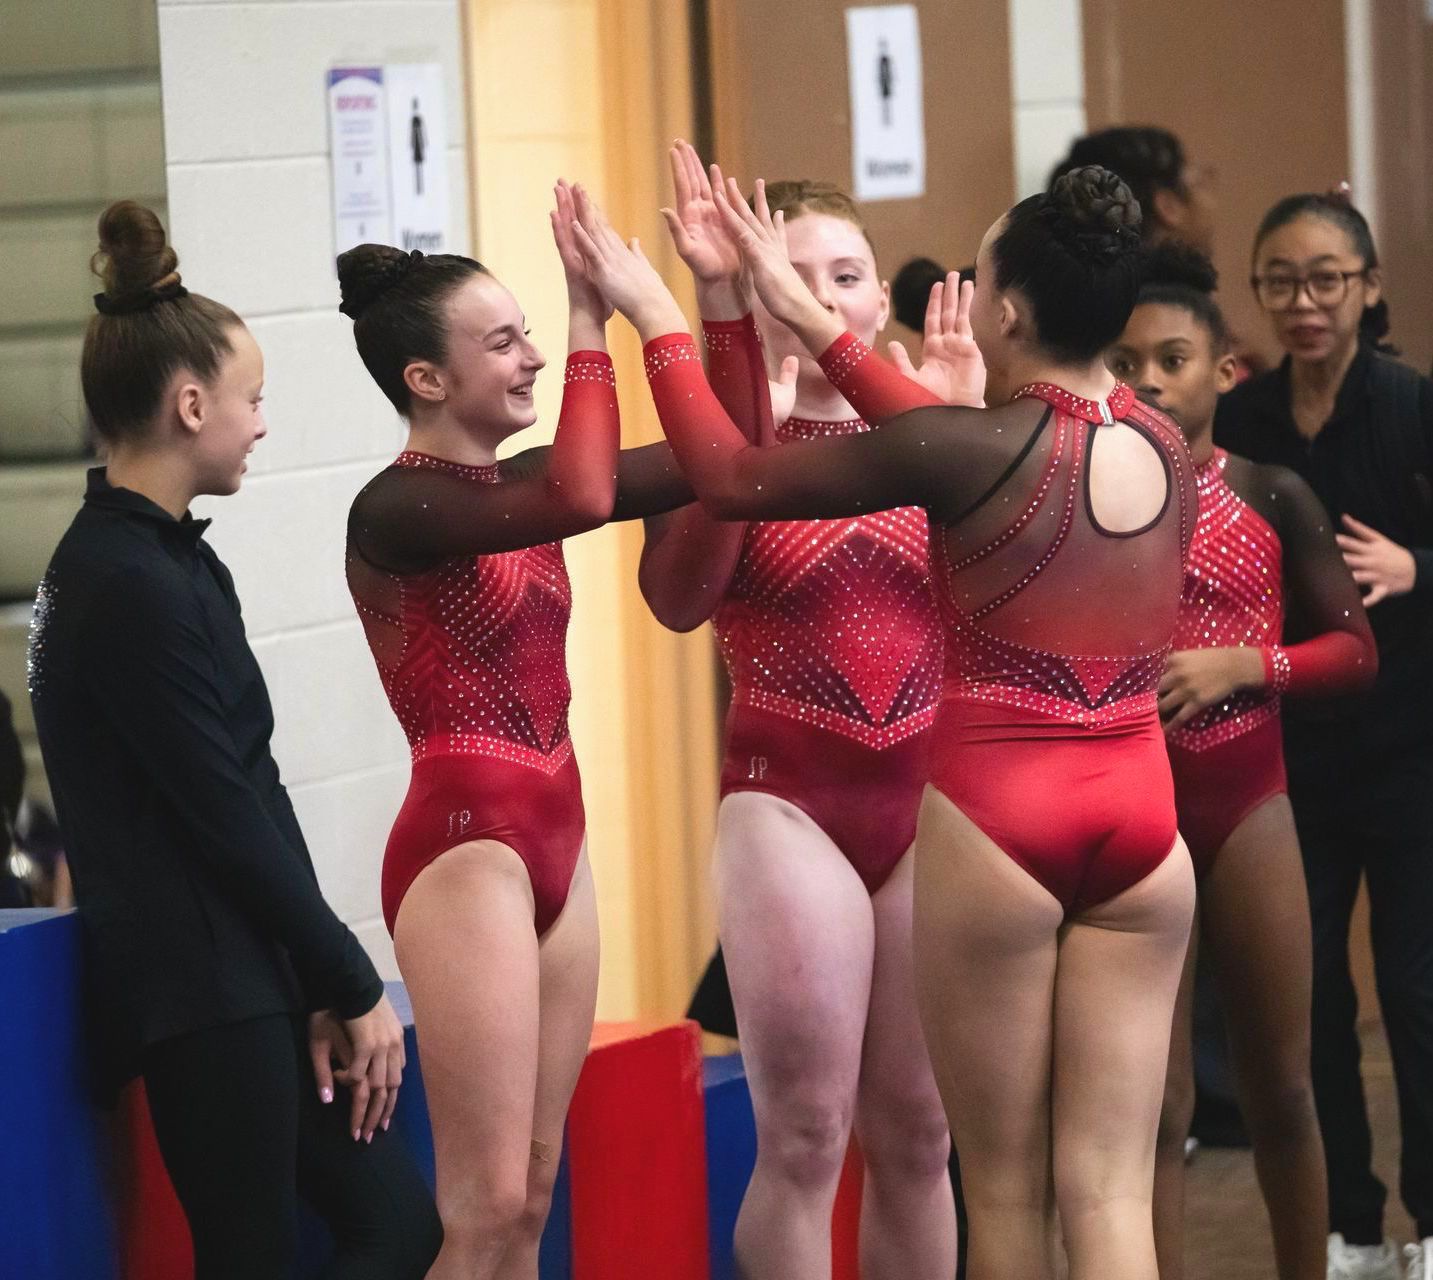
[384,63,451,254]
[327,62,451,259]
[327,67,393,252]
[845,4,926,201]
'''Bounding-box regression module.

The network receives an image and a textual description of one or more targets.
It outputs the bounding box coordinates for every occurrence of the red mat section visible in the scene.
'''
[832,1140,864,1280]
[118,1080,192,1280]
[567,1021,710,1280]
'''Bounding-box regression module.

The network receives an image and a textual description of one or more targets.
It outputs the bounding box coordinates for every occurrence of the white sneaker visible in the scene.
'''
[1328,1233,1400,1280]
[1404,1237,1433,1280]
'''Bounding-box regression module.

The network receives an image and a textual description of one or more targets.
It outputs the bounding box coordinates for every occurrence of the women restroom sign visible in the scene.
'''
[845,5,925,201]
[327,64,451,257]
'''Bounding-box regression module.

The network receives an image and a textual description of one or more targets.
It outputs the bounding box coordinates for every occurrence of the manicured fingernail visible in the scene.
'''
[353,1129,361,1142]
[320,1088,333,1104]
[383,1119,391,1132]
[366,1133,373,1145]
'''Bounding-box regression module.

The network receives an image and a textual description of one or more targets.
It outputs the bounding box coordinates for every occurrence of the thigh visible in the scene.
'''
[1053,840,1194,1198]
[855,848,949,1155]
[394,839,543,1198]
[715,791,876,1126]
[1200,796,1313,1083]
[912,786,1063,1192]
[142,1015,301,1278]
[532,848,601,1158]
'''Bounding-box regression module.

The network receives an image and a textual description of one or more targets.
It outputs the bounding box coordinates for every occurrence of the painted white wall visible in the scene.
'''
[1008,0,1087,198]
[1342,0,1378,229]
[157,0,471,978]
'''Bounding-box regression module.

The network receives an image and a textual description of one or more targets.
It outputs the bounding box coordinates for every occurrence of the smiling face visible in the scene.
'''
[1253,213,1379,364]
[1107,301,1236,446]
[187,323,267,495]
[417,273,547,444]
[750,211,889,384]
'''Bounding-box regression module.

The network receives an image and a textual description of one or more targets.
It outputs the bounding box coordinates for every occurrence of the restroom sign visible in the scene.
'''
[845,5,926,201]
[384,63,451,254]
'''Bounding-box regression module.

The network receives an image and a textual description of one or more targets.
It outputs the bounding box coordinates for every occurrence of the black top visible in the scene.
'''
[29,470,382,1078]
[1214,345,1433,761]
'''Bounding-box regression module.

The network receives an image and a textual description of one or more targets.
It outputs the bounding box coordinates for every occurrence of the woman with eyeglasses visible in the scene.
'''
[1215,191,1433,1280]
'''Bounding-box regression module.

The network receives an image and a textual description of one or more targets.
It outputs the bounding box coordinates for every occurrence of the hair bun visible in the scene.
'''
[91,200,181,301]
[1044,166,1142,264]
[337,244,421,319]
[1139,240,1217,294]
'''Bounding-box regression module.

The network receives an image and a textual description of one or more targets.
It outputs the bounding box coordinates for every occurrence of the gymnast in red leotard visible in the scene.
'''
[573,164,1197,1279]
[639,143,979,1277]
[1107,244,1375,1280]
[340,184,691,1280]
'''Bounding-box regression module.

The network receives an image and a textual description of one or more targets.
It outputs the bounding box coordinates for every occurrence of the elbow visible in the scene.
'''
[559,476,618,528]
[1352,640,1379,690]
[637,564,715,633]
[697,481,754,523]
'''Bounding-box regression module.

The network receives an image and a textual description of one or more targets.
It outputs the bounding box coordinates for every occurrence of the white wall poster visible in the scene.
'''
[845,5,926,201]
[384,63,451,254]
[327,67,393,253]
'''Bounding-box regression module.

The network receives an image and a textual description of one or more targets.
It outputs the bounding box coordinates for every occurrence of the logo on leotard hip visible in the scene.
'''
[748,756,769,781]
[447,809,472,838]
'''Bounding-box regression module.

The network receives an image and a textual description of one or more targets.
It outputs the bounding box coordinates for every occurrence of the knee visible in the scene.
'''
[513,1163,560,1246]
[438,1174,529,1255]
[1241,1069,1318,1149]
[757,1098,853,1193]
[860,1101,952,1186]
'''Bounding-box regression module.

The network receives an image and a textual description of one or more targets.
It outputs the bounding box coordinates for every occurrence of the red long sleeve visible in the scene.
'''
[816,331,944,422]
[1262,633,1377,697]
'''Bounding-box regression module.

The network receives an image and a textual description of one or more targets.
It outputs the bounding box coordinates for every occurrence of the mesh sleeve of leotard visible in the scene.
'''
[643,331,1017,525]
[348,351,620,574]
[1258,463,1379,696]
[499,441,692,522]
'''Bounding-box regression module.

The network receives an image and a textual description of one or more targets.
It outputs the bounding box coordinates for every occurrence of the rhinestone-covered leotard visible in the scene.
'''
[1166,448,1376,873]
[644,329,1199,913]
[694,319,943,891]
[347,352,618,935]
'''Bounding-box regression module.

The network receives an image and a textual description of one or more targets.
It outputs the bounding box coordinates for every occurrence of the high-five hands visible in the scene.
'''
[890,274,987,407]
[568,185,687,338]
[551,179,613,322]
[661,141,743,285]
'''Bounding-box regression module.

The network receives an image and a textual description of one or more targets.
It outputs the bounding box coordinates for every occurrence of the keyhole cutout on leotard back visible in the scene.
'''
[1085,423,1170,537]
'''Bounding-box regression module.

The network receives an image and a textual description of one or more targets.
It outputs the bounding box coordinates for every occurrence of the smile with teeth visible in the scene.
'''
[510,383,534,397]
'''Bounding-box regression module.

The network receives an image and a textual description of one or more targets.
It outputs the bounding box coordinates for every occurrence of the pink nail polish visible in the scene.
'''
[353,1129,361,1142]
[383,1119,391,1132]
[320,1088,333,1104]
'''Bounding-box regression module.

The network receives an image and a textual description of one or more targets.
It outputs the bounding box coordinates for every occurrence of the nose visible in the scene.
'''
[254,410,269,441]
[806,277,837,313]
[525,339,547,372]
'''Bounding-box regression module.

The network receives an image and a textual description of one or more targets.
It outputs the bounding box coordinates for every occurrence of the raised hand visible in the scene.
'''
[888,274,986,407]
[710,170,827,339]
[551,179,612,323]
[660,140,743,284]
[570,185,687,339]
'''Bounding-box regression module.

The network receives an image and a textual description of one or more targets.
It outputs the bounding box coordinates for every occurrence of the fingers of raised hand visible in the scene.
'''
[888,339,917,377]
[956,278,975,333]
[941,272,960,332]
[924,280,943,343]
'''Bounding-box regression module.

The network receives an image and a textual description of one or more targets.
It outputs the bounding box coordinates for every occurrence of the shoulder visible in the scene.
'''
[1242,458,1331,534]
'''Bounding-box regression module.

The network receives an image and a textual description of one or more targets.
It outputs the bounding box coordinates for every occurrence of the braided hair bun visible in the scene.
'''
[1044,166,1142,265]
[337,244,420,319]
[92,200,182,303]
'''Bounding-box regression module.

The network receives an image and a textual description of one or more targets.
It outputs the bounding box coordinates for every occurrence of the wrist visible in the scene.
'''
[789,305,846,357]
[695,277,745,322]
[633,300,691,344]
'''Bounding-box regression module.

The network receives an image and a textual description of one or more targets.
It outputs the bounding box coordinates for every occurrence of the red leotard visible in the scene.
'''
[348,351,690,936]
[1166,448,1376,876]
[644,329,1198,913]
[702,321,942,891]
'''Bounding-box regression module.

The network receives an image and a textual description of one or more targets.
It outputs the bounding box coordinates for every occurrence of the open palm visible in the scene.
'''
[889,275,985,407]
[660,140,743,283]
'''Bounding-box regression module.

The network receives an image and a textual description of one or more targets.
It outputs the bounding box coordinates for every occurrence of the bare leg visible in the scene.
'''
[1201,797,1326,1280]
[1152,923,1198,1280]
[494,851,600,1279]
[912,787,1063,1280]
[394,840,595,1280]
[855,849,959,1279]
[717,792,876,1280]
[1053,842,1195,1280]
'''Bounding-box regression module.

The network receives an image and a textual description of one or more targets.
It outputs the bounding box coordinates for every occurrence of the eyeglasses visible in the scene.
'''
[1250,268,1368,311]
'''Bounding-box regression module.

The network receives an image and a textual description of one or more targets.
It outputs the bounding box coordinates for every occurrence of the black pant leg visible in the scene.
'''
[1289,763,1386,1242]
[291,1022,442,1280]
[142,1015,301,1280]
[1365,751,1433,1239]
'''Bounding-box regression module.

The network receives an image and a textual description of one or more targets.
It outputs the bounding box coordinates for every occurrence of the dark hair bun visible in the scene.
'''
[91,200,180,299]
[1139,240,1218,294]
[1045,166,1142,263]
[337,244,416,319]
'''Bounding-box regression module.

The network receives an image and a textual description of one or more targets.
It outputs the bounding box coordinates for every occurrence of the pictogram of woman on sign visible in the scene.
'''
[878,39,894,126]
[410,97,427,195]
